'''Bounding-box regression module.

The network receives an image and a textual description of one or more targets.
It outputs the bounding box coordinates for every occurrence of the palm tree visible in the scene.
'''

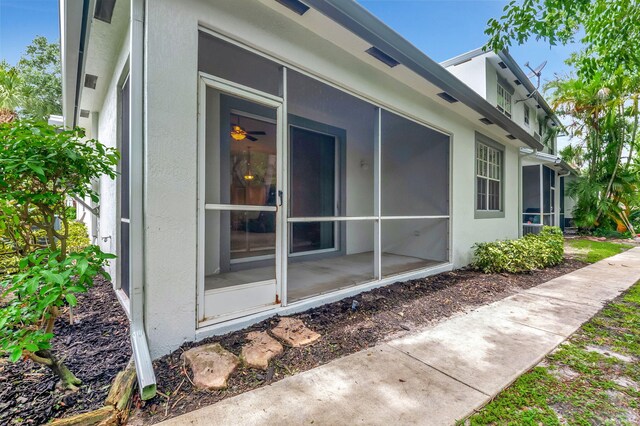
[549,72,640,232]
[0,63,25,123]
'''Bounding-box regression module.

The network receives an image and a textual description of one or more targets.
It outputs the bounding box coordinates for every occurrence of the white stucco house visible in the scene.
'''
[58,0,566,398]
[442,48,575,234]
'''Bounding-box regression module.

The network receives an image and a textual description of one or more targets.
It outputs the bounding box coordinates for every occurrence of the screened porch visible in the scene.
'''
[198,30,450,322]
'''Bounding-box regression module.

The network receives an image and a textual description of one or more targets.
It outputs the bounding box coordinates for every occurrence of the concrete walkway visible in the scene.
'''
[159,248,640,426]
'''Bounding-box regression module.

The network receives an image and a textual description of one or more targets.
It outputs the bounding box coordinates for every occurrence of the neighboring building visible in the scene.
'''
[442,48,575,234]
[59,0,562,397]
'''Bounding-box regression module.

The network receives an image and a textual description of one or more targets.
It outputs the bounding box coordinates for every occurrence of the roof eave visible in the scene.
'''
[59,0,94,128]
[305,0,543,150]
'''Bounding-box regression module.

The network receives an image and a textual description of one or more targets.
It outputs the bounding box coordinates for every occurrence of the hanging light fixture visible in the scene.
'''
[244,147,255,181]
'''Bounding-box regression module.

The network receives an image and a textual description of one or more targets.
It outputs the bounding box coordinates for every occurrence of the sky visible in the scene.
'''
[358,0,579,85]
[0,0,580,112]
[0,0,579,83]
[0,0,59,66]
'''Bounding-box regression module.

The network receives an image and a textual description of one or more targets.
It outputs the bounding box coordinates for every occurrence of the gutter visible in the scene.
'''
[71,0,93,128]
[304,0,544,151]
[129,0,157,400]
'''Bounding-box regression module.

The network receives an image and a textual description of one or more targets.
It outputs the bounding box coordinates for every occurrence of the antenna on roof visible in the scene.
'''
[515,60,547,103]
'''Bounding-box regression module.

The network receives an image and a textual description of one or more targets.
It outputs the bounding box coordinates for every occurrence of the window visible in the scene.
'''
[524,105,530,126]
[497,83,512,118]
[475,135,503,217]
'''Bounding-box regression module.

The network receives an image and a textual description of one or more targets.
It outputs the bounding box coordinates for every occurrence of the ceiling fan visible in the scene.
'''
[230,116,266,142]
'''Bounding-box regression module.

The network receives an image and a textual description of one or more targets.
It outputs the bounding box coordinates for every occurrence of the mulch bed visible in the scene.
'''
[133,257,586,424]
[0,277,131,425]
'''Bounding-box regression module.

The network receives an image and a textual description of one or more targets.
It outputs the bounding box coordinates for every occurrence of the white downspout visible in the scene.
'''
[130,0,156,400]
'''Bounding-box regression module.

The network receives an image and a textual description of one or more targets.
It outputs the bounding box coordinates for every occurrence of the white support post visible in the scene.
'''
[373,108,381,280]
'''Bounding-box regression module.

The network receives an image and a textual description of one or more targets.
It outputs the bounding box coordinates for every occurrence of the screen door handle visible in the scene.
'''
[278,190,283,207]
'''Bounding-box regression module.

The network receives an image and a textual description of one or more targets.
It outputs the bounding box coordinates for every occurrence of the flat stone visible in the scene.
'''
[242,331,284,370]
[181,343,239,390]
[585,345,636,363]
[270,317,321,347]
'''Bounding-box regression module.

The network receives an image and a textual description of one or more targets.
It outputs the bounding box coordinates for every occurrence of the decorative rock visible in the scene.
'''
[181,343,239,390]
[270,317,321,347]
[241,331,284,370]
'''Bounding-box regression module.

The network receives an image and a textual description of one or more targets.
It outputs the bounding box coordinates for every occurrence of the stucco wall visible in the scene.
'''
[142,0,521,357]
[445,55,487,99]
[93,28,130,291]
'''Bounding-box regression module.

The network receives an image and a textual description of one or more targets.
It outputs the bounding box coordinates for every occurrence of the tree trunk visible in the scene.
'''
[33,350,82,390]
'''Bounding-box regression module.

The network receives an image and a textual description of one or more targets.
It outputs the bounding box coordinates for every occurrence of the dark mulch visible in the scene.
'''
[134,257,586,424]
[0,277,131,425]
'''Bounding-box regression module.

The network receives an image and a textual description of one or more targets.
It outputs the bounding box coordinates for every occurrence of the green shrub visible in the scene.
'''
[0,120,118,390]
[67,221,90,253]
[65,206,77,220]
[1,220,89,278]
[472,226,564,273]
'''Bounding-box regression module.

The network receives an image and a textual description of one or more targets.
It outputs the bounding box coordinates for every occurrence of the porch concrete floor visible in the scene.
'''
[162,248,640,426]
[205,252,443,302]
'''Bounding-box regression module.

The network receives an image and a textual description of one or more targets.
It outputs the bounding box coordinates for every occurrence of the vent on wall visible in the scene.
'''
[437,92,459,103]
[479,117,493,125]
[506,134,517,140]
[514,79,522,86]
[94,0,116,23]
[84,74,98,89]
[80,109,90,118]
[498,61,507,69]
[365,47,400,68]
[275,0,310,15]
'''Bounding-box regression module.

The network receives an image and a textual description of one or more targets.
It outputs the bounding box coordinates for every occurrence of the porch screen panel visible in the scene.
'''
[380,110,449,217]
[522,165,541,224]
[198,31,280,96]
[203,86,278,290]
[119,76,130,297]
[286,70,377,301]
[204,210,276,291]
[290,126,336,253]
[381,218,449,278]
[379,109,450,274]
[543,166,554,226]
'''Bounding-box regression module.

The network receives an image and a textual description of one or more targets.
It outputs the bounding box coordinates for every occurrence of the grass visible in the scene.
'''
[566,239,634,263]
[463,280,640,425]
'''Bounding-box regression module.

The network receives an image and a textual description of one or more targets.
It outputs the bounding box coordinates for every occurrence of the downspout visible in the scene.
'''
[130,0,157,400]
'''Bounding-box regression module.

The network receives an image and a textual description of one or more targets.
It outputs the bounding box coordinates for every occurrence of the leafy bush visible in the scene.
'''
[1,247,114,388]
[67,221,90,253]
[0,219,89,278]
[472,226,564,273]
[65,206,77,220]
[0,120,118,389]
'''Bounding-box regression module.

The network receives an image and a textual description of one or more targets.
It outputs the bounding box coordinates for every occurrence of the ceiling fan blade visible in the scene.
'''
[247,131,266,135]
[246,135,258,141]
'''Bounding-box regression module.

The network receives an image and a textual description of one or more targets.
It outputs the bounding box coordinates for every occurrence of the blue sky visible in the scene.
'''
[358,0,579,85]
[0,0,578,85]
[0,0,59,66]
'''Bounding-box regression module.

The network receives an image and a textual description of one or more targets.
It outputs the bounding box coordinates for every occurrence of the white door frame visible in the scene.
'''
[197,72,285,325]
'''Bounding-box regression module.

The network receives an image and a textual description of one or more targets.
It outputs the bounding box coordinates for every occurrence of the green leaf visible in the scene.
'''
[9,347,23,363]
[27,163,46,180]
[77,258,89,275]
[24,343,39,352]
[65,293,77,307]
